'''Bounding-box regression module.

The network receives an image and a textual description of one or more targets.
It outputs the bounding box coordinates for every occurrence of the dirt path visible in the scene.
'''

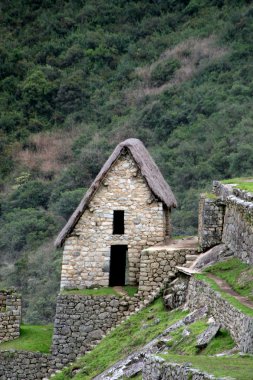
[207,273,253,309]
[113,286,128,296]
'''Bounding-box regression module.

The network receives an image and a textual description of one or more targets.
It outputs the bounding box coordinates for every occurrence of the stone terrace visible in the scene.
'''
[138,237,199,297]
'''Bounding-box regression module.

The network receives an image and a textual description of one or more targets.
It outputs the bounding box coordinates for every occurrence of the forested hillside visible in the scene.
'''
[0,0,253,323]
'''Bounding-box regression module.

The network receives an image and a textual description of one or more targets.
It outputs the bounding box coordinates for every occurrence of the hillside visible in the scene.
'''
[1,0,253,323]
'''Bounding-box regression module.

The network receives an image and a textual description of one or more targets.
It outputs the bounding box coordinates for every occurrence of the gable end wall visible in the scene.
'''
[60,152,169,289]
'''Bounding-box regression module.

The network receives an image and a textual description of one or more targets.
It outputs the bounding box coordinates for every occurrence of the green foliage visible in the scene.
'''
[150,59,181,86]
[51,188,84,220]
[0,324,53,353]
[6,180,52,210]
[0,208,57,253]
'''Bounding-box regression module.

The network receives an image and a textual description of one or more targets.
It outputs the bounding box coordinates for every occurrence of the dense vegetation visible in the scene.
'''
[1,0,253,323]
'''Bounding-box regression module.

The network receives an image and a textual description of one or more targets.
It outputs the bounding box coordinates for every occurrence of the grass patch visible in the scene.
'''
[167,320,234,356]
[162,354,253,380]
[124,286,138,297]
[221,178,253,192]
[61,287,120,296]
[204,258,253,301]
[203,192,217,200]
[0,324,53,353]
[195,274,253,317]
[53,298,188,380]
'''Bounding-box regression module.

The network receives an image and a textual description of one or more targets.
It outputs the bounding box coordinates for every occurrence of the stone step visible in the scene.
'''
[185,261,196,268]
[186,254,199,261]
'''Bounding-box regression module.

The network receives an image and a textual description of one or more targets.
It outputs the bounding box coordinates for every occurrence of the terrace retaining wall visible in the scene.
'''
[187,277,253,353]
[0,290,21,344]
[138,239,198,297]
[142,355,230,380]
[199,181,253,264]
[0,351,53,380]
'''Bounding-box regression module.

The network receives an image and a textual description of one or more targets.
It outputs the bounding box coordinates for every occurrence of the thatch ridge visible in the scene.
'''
[55,138,177,247]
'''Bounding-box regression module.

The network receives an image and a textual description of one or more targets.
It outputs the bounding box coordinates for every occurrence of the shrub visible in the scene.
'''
[150,59,181,87]
[52,188,84,219]
[8,180,52,210]
[0,208,57,253]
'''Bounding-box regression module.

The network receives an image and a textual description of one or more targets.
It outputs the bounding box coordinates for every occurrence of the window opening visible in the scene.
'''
[113,210,124,234]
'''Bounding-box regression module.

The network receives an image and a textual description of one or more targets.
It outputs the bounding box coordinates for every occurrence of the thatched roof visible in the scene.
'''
[55,138,177,247]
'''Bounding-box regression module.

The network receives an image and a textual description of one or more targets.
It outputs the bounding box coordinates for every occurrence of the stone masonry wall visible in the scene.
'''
[138,242,198,297]
[0,351,53,380]
[142,355,229,380]
[222,198,253,264]
[213,181,253,264]
[0,290,21,343]
[198,194,225,251]
[51,293,141,365]
[187,277,253,353]
[61,151,169,289]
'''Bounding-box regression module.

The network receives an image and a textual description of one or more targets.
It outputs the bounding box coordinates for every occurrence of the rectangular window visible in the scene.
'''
[113,210,124,234]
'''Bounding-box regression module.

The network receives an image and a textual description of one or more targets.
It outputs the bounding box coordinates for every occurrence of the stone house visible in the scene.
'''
[55,138,177,289]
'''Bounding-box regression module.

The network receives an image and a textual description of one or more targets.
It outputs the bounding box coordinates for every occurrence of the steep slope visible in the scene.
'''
[1,0,253,322]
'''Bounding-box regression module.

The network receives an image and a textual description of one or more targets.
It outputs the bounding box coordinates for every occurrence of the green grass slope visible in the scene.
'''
[1,0,253,322]
[0,324,53,353]
[53,298,240,380]
[54,298,188,379]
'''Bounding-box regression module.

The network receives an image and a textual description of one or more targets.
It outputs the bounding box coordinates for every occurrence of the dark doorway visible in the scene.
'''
[113,210,125,234]
[109,245,127,286]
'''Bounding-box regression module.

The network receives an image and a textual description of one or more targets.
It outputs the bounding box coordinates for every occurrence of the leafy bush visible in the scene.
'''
[0,208,57,253]
[150,59,181,86]
[51,188,84,219]
[7,180,52,210]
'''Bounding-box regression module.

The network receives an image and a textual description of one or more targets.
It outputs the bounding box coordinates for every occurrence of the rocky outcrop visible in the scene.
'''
[196,323,221,349]
[163,275,190,310]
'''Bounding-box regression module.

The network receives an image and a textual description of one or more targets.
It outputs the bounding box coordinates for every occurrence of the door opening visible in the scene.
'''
[109,245,127,286]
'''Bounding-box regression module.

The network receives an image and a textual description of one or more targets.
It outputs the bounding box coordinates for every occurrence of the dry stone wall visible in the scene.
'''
[138,242,198,297]
[142,355,230,380]
[187,277,253,353]
[198,194,225,251]
[199,181,253,264]
[0,290,21,343]
[61,151,169,289]
[0,351,52,380]
[52,293,140,365]
[221,196,253,264]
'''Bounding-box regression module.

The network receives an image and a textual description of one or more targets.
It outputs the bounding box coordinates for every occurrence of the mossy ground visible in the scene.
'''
[0,324,53,353]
